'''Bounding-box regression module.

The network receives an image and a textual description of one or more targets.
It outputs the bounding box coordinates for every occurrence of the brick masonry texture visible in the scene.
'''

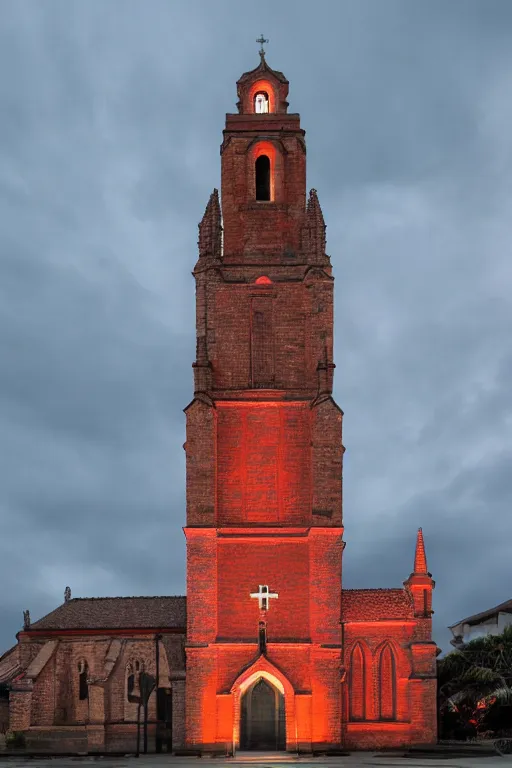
[0,54,437,754]
[184,54,437,752]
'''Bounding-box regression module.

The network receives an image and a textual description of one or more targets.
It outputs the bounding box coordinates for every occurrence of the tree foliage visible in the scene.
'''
[438,626,512,739]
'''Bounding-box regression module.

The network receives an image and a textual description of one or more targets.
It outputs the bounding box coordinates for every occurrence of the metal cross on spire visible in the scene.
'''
[256,34,269,58]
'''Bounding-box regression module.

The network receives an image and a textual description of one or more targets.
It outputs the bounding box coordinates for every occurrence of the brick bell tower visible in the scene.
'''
[184,45,344,752]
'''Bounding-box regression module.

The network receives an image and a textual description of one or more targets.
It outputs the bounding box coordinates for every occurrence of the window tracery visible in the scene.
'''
[126,659,144,701]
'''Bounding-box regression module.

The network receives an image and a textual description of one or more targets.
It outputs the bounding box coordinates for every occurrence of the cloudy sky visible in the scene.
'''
[1,0,511,656]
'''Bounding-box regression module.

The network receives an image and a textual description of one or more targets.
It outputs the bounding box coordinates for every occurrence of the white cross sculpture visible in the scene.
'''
[250,584,278,611]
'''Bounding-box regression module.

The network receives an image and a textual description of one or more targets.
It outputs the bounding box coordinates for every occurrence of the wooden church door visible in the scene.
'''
[240,678,286,750]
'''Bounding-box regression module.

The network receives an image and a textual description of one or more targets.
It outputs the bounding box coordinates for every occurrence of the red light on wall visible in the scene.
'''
[252,140,277,202]
[248,79,276,113]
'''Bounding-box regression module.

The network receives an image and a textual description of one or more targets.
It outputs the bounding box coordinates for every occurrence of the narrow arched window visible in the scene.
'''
[254,92,269,113]
[127,660,143,701]
[78,660,88,701]
[378,644,397,721]
[349,644,365,721]
[255,155,271,201]
[127,664,135,700]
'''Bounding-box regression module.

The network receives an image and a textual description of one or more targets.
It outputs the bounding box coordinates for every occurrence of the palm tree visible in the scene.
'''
[438,626,512,741]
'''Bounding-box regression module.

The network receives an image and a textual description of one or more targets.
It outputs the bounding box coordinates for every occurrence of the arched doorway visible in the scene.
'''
[240,677,285,750]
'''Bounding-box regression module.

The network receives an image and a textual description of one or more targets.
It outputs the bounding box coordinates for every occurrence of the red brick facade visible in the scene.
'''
[0,53,437,755]
[183,54,437,752]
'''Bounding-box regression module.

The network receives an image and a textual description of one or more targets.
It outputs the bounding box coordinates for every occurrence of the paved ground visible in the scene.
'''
[1,754,512,768]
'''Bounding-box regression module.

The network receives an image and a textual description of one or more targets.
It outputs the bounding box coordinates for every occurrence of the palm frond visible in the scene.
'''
[458,666,505,686]
[447,688,488,710]
[487,686,512,707]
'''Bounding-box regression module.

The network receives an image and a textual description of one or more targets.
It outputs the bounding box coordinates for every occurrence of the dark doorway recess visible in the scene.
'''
[240,678,285,750]
[156,687,172,753]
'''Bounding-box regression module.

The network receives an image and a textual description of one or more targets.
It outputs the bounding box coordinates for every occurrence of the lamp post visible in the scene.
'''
[130,672,156,756]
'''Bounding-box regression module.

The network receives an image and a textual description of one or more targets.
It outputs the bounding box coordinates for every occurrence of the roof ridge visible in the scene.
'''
[28,594,187,631]
[343,587,405,593]
[449,598,512,629]
[68,595,186,601]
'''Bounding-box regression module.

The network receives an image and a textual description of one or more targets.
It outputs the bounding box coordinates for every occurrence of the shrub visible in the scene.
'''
[5,731,26,748]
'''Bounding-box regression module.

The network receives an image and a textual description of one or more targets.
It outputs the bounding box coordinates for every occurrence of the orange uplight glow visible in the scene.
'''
[248,79,276,113]
[184,61,437,755]
[230,657,296,750]
[216,401,311,526]
[252,140,277,202]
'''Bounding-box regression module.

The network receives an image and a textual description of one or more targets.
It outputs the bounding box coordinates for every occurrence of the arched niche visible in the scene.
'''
[247,79,276,113]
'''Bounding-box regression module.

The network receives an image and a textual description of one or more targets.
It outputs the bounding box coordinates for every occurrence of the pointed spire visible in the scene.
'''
[198,189,222,260]
[404,527,434,617]
[308,188,325,229]
[302,189,327,262]
[414,527,428,574]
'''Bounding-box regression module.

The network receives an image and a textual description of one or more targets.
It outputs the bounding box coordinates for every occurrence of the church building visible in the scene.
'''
[0,51,438,754]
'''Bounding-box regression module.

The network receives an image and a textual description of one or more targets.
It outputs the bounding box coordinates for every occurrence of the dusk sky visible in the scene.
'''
[1,0,511,656]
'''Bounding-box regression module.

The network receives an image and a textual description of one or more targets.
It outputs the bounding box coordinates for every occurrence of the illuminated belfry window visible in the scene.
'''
[255,155,271,201]
[254,91,269,113]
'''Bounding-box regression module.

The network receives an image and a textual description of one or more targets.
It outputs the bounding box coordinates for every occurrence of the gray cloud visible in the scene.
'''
[1,0,512,656]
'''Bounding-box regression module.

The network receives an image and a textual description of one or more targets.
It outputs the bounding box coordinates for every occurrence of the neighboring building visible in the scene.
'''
[0,596,185,752]
[449,599,512,649]
[0,51,438,753]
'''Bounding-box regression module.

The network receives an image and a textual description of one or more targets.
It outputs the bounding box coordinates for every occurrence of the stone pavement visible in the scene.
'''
[1,753,512,768]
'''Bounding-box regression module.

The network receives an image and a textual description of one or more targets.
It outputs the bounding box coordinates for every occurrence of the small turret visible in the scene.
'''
[414,527,428,574]
[198,189,222,262]
[301,189,328,264]
[235,40,289,115]
[404,528,435,617]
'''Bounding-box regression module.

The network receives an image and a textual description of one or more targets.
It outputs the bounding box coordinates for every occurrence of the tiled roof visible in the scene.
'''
[0,645,21,683]
[342,588,414,621]
[28,596,186,631]
[238,56,288,85]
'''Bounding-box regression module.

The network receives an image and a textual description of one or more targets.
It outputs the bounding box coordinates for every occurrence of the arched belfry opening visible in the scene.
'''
[255,155,271,201]
[240,677,285,750]
[254,91,269,113]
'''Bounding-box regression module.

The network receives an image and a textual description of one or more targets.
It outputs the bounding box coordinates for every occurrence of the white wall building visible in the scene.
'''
[449,599,512,648]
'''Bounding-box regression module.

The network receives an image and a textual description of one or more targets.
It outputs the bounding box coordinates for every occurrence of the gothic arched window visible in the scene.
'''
[254,92,269,113]
[127,660,143,701]
[255,155,271,201]
[349,643,365,721]
[378,644,397,721]
[78,659,88,701]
